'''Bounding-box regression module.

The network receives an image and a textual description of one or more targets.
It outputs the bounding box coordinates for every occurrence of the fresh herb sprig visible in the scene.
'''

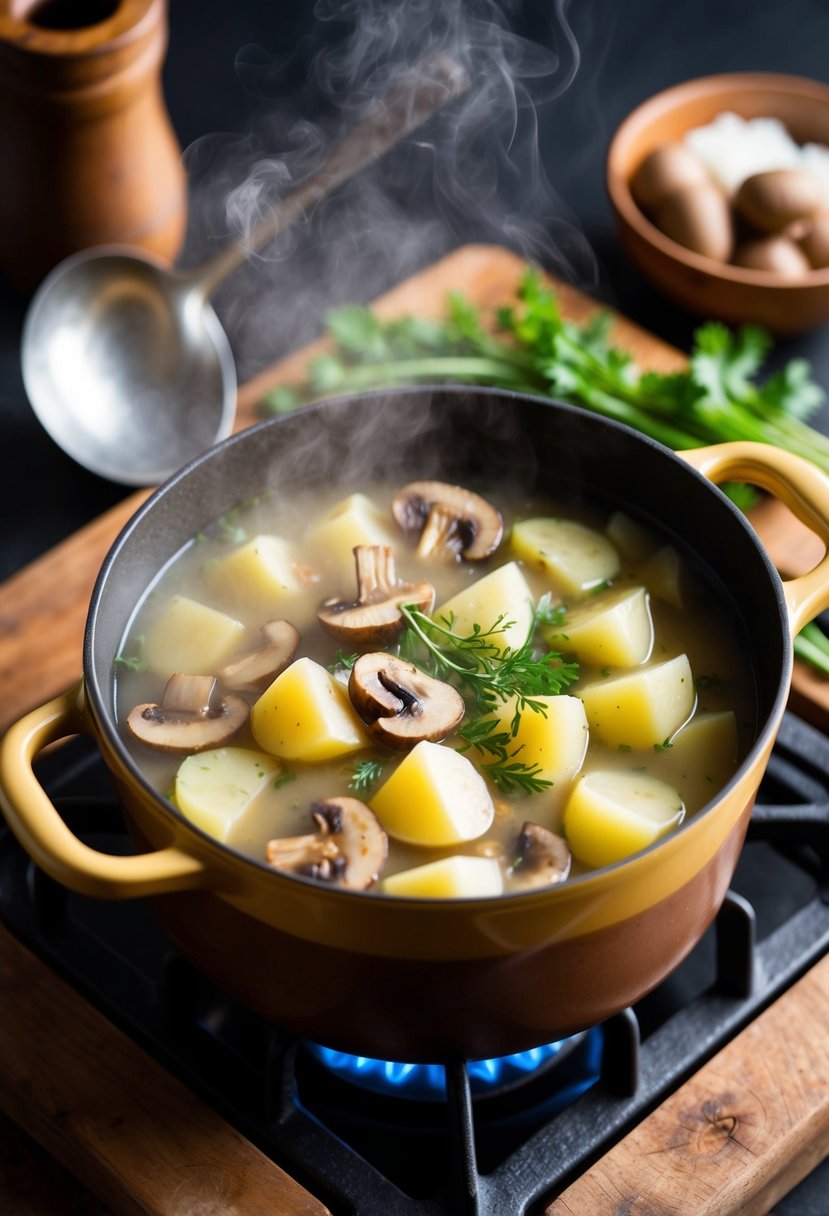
[396,598,578,795]
[456,715,553,795]
[398,603,579,719]
[349,758,386,793]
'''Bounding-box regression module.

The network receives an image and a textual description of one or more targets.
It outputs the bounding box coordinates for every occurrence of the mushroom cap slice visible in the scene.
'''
[265,796,388,890]
[509,821,571,890]
[317,544,434,648]
[218,619,301,692]
[126,673,249,753]
[348,652,465,751]
[392,480,503,561]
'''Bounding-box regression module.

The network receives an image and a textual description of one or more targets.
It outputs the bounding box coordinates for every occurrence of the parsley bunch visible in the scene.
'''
[264,267,826,467]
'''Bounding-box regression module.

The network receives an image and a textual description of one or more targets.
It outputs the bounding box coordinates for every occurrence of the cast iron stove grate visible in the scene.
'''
[1,711,829,1215]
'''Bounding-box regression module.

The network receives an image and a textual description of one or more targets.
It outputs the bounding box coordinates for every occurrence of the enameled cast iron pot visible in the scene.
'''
[4,387,829,1063]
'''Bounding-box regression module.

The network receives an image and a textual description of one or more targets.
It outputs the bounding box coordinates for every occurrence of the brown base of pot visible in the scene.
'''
[151,802,752,1063]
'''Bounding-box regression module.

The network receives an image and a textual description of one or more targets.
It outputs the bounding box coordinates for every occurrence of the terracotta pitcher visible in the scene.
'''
[0,0,187,293]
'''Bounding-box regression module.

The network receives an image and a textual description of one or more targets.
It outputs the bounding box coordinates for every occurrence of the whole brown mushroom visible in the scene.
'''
[392,480,503,561]
[348,652,465,750]
[126,673,248,753]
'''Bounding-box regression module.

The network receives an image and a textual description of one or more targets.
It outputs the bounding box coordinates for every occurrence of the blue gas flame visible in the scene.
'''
[307,1028,603,1106]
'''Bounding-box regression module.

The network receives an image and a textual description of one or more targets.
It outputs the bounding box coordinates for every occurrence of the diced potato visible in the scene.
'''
[487,694,588,784]
[370,740,494,846]
[435,561,534,654]
[383,855,503,898]
[305,493,396,581]
[206,535,304,610]
[547,586,653,668]
[251,656,369,761]
[641,545,683,608]
[174,747,280,841]
[563,769,685,868]
[511,518,620,595]
[606,511,657,562]
[142,595,246,677]
[578,653,695,749]
[670,710,738,808]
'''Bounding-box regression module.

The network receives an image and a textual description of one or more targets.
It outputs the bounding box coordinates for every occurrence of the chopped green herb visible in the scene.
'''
[274,772,296,790]
[114,635,146,672]
[327,649,359,673]
[349,759,386,793]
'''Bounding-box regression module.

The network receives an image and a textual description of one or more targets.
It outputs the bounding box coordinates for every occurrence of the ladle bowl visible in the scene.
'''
[22,247,236,485]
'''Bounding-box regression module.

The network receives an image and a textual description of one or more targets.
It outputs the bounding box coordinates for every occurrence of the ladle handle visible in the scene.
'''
[0,683,213,899]
[192,51,470,298]
[679,441,829,634]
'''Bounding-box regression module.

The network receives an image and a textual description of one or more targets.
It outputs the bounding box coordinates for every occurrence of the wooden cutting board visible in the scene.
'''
[1,242,827,738]
[1,242,829,1214]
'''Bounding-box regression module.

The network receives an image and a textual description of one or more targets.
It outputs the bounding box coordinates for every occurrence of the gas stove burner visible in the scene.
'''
[305,1029,603,1107]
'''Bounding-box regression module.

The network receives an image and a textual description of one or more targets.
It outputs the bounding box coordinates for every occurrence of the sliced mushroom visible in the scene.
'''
[317,544,434,647]
[349,652,465,750]
[265,796,388,889]
[218,619,301,692]
[126,673,248,753]
[392,480,503,561]
[509,821,571,891]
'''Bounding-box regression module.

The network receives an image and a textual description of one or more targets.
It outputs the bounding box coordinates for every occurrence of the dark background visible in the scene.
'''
[2,2,829,1209]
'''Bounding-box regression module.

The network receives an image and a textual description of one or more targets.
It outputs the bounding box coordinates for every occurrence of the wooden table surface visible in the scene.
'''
[1,244,829,1215]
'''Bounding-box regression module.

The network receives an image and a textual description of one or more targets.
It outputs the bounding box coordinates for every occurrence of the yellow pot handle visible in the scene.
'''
[679,441,829,636]
[0,682,212,899]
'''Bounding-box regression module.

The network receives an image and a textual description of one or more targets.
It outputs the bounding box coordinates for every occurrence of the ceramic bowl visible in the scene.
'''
[607,72,829,333]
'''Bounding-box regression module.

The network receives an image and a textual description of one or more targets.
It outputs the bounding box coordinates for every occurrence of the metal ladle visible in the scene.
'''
[21,53,468,487]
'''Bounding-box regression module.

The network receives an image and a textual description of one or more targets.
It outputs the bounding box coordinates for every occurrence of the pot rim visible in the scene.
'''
[84,385,792,906]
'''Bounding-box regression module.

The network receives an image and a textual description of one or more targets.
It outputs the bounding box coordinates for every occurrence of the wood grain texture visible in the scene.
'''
[546,953,829,1216]
[0,928,329,1216]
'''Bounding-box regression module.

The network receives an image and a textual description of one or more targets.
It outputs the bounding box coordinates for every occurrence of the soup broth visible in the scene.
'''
[115,478,755,898]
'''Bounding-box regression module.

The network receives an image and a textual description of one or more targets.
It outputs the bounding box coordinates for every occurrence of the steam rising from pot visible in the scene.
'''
[182,0,591,380]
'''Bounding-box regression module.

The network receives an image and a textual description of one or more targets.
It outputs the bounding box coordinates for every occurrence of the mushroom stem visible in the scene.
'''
[317,545,435,648]
[355,544,397,601]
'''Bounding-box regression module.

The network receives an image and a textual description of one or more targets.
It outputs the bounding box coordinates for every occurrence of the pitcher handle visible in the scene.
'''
[0,682,212,899]
[679,441,829,635]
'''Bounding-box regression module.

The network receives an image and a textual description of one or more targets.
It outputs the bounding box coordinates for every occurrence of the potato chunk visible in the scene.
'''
[548,586,653,668]
[578,654,695,748]
[251,657,369,761]
[383,855,503,898]
[305,493,396,580]
[435,561,534,655]
[206,535,304,610]
[142,595,246,677]
[487,694,588,784]
[174,747,280,841]
[511,518,620,595]
[370,741,495,846]
[641,545,683,608]
[606,511,656,562]
[670,710,738,808]
[563,769,685,868]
